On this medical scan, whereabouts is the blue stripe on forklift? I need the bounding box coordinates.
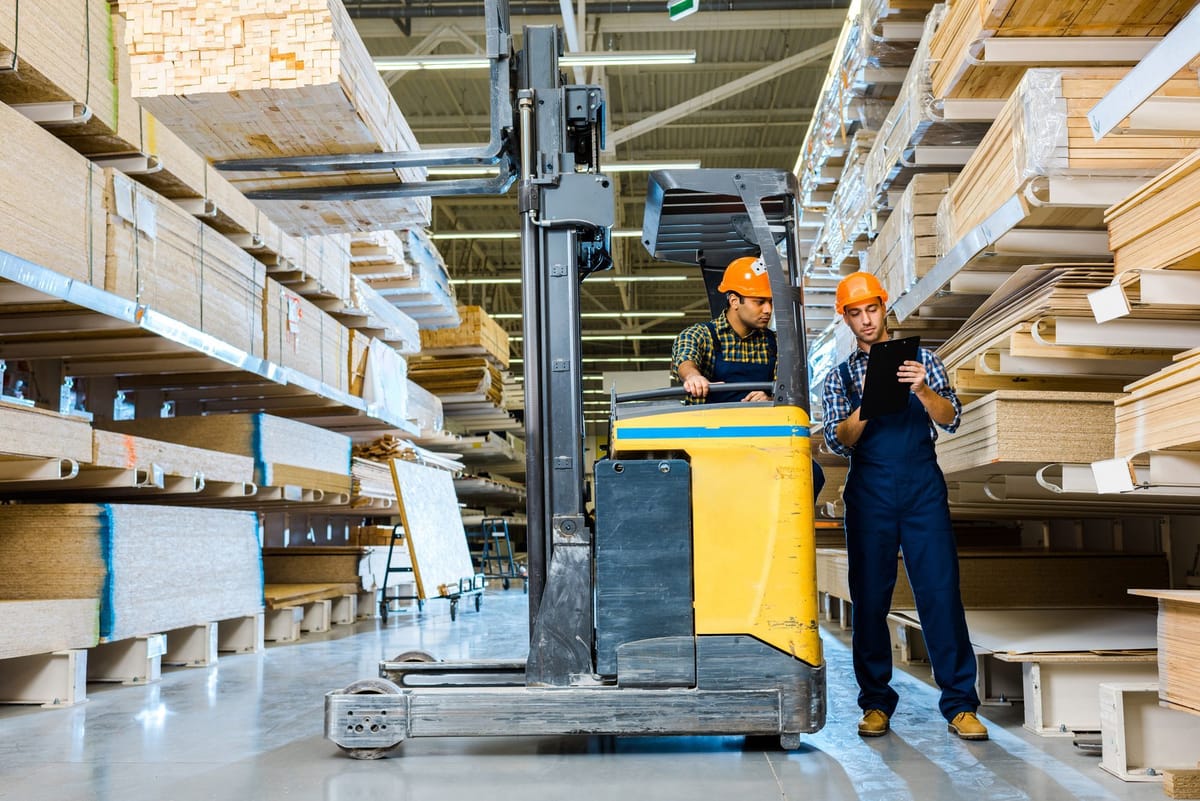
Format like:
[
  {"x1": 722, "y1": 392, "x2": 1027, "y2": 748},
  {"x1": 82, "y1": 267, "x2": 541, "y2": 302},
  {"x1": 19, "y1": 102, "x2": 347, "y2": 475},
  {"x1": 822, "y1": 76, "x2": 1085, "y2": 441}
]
[{"x1": 619, "y1": 425, "x2": 810, "y2": 439}]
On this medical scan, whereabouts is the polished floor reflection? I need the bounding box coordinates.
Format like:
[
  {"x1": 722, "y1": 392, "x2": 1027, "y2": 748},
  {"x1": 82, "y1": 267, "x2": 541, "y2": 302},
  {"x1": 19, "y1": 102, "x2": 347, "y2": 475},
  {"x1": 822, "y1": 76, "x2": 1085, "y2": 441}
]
[{"x1": 0, "y1": 589, "x2": 1165, "y2": 801}]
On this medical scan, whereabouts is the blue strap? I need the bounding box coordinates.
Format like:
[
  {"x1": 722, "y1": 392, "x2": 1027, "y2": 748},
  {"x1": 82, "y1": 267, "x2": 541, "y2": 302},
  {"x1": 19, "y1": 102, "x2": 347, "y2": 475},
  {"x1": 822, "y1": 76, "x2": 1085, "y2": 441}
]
[{"x1": 839, "y1": 360, "x2": 860, "y2": 409}]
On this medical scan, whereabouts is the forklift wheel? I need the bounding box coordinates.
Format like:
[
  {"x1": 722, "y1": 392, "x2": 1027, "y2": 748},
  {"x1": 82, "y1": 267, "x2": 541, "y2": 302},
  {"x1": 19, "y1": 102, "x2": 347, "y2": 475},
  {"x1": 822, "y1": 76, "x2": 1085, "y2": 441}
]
[
  {"x1": 392, "y1": 650, "x2": 438, "y2": 663},
  {"x1": 336, "y1": 677, "x2": 403, "y2": 760},
  {"x1": 502, "y1": 577, "x2": 511, "y2": 590},
  {"x1": 474, "y1": 593, "x2": 482, "y2": 611}
]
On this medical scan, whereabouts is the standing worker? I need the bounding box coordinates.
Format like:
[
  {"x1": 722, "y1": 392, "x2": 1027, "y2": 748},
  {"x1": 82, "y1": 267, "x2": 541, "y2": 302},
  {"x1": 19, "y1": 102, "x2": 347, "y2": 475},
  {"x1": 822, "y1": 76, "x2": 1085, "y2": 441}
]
[
  {"x1": 821, "y1": 271, "x2": 987, "y2": 741},
  {"x1": 672, "y1": 256, "x2": 776, "y2": 404},
  {"x1": 671, "y1": 255, "x2": 825, "y2": 496}
]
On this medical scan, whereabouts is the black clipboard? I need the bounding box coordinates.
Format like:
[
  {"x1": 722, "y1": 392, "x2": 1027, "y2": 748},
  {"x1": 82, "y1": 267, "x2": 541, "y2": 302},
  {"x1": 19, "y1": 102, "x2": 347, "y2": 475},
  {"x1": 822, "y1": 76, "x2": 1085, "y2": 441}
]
[{"x1": 859, "y1": 336, "x2": 920, "y2": 421}]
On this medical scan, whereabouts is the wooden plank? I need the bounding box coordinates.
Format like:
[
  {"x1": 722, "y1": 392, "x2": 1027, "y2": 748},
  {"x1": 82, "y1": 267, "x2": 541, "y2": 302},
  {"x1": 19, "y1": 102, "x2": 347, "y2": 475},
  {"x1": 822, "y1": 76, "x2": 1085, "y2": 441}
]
[
  {"x1": 118, "y1": 0, "x2": 430, "y2": 234},
  {"x1": 0, "y1": 401, "x2": 93, "y2": 464},
  {"x1": 389, "y1": 459, "x2": 477, "y2": 599},
  {"x1": 262, "y1": 582, "x2": 359, "y2": 610},
  {"x1": 91, "y1": 429, "x2": 255, "y2": 485}
]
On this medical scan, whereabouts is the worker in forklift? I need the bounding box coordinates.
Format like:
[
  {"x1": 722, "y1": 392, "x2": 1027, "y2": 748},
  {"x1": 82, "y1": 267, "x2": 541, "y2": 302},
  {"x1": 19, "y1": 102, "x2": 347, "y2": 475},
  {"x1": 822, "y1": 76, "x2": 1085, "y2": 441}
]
[
  {"x1": 670, "y1": 255, "x2": 825, "y2": 498},
  {"x1": 821, "y1": 271, "x2": 988, "y2": 742}
]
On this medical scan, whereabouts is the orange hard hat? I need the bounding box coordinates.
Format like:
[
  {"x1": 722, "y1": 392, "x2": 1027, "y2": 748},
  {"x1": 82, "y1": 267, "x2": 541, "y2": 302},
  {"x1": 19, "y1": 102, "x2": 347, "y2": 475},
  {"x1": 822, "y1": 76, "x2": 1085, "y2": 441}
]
[
  {"x1": 835, "y1": 272, "x2": 888, "y2": 314},
  {"x1": 717, "y1": 256, "x2": 771, "y2": 298}
]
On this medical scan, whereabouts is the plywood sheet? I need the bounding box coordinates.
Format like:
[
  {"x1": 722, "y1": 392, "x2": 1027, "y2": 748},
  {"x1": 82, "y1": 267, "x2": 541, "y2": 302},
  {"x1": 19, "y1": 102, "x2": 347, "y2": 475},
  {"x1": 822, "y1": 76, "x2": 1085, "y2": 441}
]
[
  {"x1": 389, "y1": 459, "x2": 475, "y2": 599},
  {"x1": 892, "y1": 607, "x2": 1159, "y2": 655}
]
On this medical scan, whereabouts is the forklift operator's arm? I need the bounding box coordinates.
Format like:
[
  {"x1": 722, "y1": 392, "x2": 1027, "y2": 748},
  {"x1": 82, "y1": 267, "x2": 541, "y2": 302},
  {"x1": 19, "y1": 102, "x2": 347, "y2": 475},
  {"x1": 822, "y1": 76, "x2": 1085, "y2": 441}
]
[{"x1": 676, "y1": 361, "x2": 711, "y2": 398}]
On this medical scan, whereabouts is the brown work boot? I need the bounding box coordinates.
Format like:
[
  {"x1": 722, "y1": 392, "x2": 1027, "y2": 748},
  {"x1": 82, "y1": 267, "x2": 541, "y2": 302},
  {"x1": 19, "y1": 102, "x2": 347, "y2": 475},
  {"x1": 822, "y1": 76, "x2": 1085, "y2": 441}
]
[
  {"x1": 857, "y1": 709, "x2": 890, "y2": 737},
  {"x1": 948, "y1": 711, "x2": 989, "y2": 740}
]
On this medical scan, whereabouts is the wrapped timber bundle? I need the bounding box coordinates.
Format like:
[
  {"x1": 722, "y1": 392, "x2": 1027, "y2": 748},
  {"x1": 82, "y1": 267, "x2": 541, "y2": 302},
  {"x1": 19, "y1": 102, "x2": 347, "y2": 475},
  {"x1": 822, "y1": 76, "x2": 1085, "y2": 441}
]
[
  {"x1": 936, "y1": 264, "x2": 1181, "y2": 403},
  {"x1": 0, "y1": 504, "x2": 262, "y2": 642},
  {"x1": 373, "y1": 230, "x2": 460, "y2": 330},
  {"x1": 862, "y1": 6, "x2": 990, "y2": 200},
  {"x1": 419, "y1": 306, "x2": 511, "y2": 369},
  {"x1": 867, "y1": 172, "x2": 954, "y2": 303},
  {"x1": 0, "y1": 100, "x2": 106, "y2": 286},
  {"x1": 104, "y1": 413, "x2": 352, "y2": 496},
  {"x1": 104, "y1": 169, "x2": 268, "y2": 358},
  {"x1": 408, "y1": 358, "x2": 503, "y2": 408},
  {"x1": 265, "y1": 280, "x2": 355, "y2": 394},
  {"x1": 810, "y1": 130, "x2": 878, "y2": 273},
  {"x1": 1129, "y1": 590, "x2": 1200, "y2": 717},
  {"x1": 1114, "y1": 348, "x2": 1200, "y2": 456},
  {"x1": 935, "y1": 67, "x2": 1200, "y2": 265},
  {"x1": 117, "y1": 0, "x2": 430, "y2": 234},
  {"x1": 928, "y1": 0, "x2": 1196, "y2": 101}
]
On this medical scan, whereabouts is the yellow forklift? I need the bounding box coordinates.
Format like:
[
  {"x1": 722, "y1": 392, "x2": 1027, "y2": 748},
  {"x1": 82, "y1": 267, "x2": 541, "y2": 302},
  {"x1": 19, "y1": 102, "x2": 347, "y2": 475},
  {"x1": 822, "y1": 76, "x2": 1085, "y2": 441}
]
[{"x1": 225, "y1": 0, "x2": 824, "y2": 757}]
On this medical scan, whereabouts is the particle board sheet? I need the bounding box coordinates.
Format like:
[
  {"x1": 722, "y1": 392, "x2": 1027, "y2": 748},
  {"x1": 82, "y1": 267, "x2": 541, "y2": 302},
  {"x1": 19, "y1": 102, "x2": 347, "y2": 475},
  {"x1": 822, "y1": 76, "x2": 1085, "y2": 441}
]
[
  {"x1": 936, "y1": 390, "x2": 1119, "y2": 479},
  {"x1": 265, "y1": 279, "x2": 354, "y2": 392},
  {"x1": 817, "y1": 549, "x2": 1168, "y2": 610},
  {"x1": 1115, "y1": 348, "x2": 1200, "y2": 455},
  {"x1": 0, "y1": 599, "x2": 100, "y2": 660},
  {"x1": 928, "y1": 0, "x2": 1196, "y2": 100},
  {"x1": 868, "y1": 173, "x2": 954, "y2": 302},
  {"x1": 118, "y1": 0, "x2": 430, "y2": 234},
  {"x1": 419, "y1": 306, "x2": 511, "y2": 369},
  {"x1": 262, "y1": 547, "x2": 372, "y2": 590},
  {"x1": 389, "y1": 458, "x2": 476, "y2": 600},
  {"x1": 92, "y1": 429, "x2": 256, "y2": 485},
  {"x1": 351, "y1": 455, "x2": 398, "y2": 510},
  {"x1": 0, "y1": 400, "x2": 93, "y2": 464},
  {"x1": 104, "y1": 169, "x2": 268, "y2": 357},
  {"x1": 1106, "y1": 147, "x2": 1200, "y2": 275},
  {"x1": 0, "y1": 100, "x2": 107, "y2": 286},
  {"x1": 103, "y1": 413, "x2": 352, "y2": 487},
  {"x1": 892, "y1": 608, "x2": 1159, "y2": 655},
  {"x1": 936, "y1": 68, "x2": 1200, "y2": 258},
  {"x1": 1129, "y1": 589, "x2": 1200, "y2": 716},
  {"x1": 0, "y1": 504, "x2": 262, "y2": 641}
]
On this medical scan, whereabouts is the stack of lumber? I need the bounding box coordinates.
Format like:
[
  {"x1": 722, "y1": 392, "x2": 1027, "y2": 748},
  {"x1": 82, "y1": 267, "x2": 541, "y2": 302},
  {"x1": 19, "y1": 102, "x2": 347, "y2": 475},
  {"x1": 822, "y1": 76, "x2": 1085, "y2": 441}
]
[
  {"x1": 868, "y1": 172, "x2": 954, "y2": 302},
  {"x1": 105, "y1": 169, "x2": 269, "y2": 358},
  {"x1": 92, "y1": 429, "x2": 256, "y2": 486},
  {"x1": 936, "y1": 67, "x2": 1200, "y2": 257},
  {"x1": 270, "y1": 234, "x2": 353, "y2": 303},
  {"x1": 322, "y1": 277, "x2": 422, "y2": 356},
  {"x1": 265, "y1": 282, "x2": 354, "y2": 392},
  {"x1": 859, "y1": 0, "x2": 940, "y2": 70},
  {"x1": 937, "y1": 263, "x2": 1182, "y2": 402},
  {"x1": 350, "y1": 230, "x2": 411, "y2": 280},
  {"x1": 863, "y1": 5, "x2": 990, "y2": 199},
  {"x1": 1114, "y1": 348, "x2": 1200, "y2": 456},
  {"x1": 928, "y1": 0, "x2": 1196, "y2": 102},
  {"x1": 350, "y1": 456, "x2": 397, "y2": 510},
  {"x1": 104, "y1": 413, "x2": 352, "y2": 494},
  {"x1": 409, "y1": 358, "x2": 504, "y2": 418},
  {"x1": 117, "y1": 0, "x2": 430, "y2": 235},
  {"x1": 0, "y1": 504, "x2": 262, "y2": 642},
  {"x1": 372, "y1": 230, "x2": 459, "y2": 330},
  {"x1": 1129, "y1": 590, "x2": 1200, "y2": 717},
  {"x1": 812, "y1": 130, "x2": 878, "y2": 272},
  {"x1": 1106, "y1": 147, "x2": 1200, "y2": 276},
  {"x1": 0, "y1": 600, "x2": 100, "y2": 660},
  {"x1": 818, "y1": 548, "x2": 1168, "y2": 609},
  {"x1": 352, "y1": 524, "x2": 400, "y2": 547},
  {"x1": 0, "y1": 401, "x2": 93, "y2": 464},
  {"x1": 936, "y1": 390, "x2": 1120, "y2": 479},
  {"x1": 0, "y1": 99, "x2": 106, "y2": 287},
  {"x1": 405, "y1": 380, "x2": 445, "y2": 438},
  {"x1": 419, "y1": 306, "x2": 510, "y2": 369},
  {"x1": 352, "y1": 435, "x2": 464, "y2": 473}
]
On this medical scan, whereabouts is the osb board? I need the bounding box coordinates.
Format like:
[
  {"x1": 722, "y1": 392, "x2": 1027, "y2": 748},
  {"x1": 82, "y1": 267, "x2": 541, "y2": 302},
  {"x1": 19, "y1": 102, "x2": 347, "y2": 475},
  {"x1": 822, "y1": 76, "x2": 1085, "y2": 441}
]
[
  {"x1": 389, "y1": 459, "x2": 475, "y2": 599},
  {"x1": 892, "y1": 607, "x2": 1159, "y2": 655},
  {"x1": 817, "y1": 548, "x2": 1167, "y2": 610},
  {"x1": 0, "y1": 400, "x2": 93, "y2": 463},
  {"x1": 104, "y1": 413, "x2": 352, "y2": 480},
  {"x1": 92, "y1": 429, "x2": 256, "y2": 484},
  {"x1": 0, "y1": 599, "x2": 100, "y2": 660},
  {"x1": 0, "y1": 504, "x2": 263, "y2": 641},
  {"x1": 0, "y1": 100, "x2": 107, "y2": 286},
  {"x1": 119, "y1": 0, "x2": 430, "y2": 234}
]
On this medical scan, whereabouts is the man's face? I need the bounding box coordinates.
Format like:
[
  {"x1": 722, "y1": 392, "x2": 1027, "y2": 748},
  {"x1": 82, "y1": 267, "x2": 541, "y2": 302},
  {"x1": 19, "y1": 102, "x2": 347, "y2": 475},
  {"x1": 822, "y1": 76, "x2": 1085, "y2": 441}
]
[
  {"x1": 731, "y1": 294, "x2": 773, "y2": 330},
  {"x1": 842, "y1": 298, "x2": 887, "y2": 346}
]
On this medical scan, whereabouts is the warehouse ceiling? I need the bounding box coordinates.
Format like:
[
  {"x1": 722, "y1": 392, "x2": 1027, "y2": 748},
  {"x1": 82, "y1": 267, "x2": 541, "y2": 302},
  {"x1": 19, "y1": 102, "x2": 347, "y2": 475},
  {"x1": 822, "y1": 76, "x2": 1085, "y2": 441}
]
[{"x1": 349, "y1": 1, "x2": 848, "y2": 406}]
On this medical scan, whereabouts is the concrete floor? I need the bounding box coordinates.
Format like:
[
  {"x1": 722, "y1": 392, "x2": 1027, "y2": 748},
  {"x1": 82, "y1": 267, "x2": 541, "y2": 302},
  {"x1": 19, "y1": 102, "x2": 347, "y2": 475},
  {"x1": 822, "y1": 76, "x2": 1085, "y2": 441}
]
[{"x1": 0, "y1": 589, "x2": 1166, "y2": 801}]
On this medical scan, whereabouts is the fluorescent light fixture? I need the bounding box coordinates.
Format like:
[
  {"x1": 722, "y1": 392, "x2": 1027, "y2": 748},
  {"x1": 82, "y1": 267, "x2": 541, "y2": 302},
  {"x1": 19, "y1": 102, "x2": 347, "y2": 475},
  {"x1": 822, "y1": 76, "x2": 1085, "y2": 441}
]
[
  {"x1": 604, "y1": 160, "x2": 700, "y2": 172},
  {"x1": 512, "y1": 357, "x2": 670, "y2": 364},
  {"x1": 583, "y1": 401, "x2": 612, "y2": 406},
  {"x1": 451, "y1": 273, "x2": 691, "y2": 285},
  {"x1": 510, "y1": 334, "x2": 678, "y2": 342},
  {"x1": 375, "y1": 51, "x2": 696, "y2": 72},
  {"x1": 492, "y1": 311, "x2": 685, "y2": 320}
]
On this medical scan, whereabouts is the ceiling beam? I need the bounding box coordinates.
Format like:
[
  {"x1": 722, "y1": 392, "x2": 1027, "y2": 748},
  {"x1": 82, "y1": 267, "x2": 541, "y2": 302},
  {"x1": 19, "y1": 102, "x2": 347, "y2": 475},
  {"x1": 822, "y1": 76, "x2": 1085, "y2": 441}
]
[{"x1": 609, "y1": 38, "x2": 838, "y2": 146}]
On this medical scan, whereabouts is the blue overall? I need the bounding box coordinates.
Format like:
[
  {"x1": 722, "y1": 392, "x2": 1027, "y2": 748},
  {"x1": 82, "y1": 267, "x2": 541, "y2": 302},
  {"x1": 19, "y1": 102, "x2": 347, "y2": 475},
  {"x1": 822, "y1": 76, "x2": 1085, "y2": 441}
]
[
  {"x1": 838, "y1": 361, "x2": 978, "y2": 721},
  {"x1": 703, "y1": 322, "x2": 825, "y2": 497}
]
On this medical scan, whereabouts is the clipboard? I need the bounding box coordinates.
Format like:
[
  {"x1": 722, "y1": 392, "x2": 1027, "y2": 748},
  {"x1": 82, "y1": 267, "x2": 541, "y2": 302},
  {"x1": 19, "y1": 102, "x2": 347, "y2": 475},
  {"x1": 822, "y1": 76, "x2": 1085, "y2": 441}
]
[{"x1": 859, "y1": 336, "x2": 920, "y2": 420}]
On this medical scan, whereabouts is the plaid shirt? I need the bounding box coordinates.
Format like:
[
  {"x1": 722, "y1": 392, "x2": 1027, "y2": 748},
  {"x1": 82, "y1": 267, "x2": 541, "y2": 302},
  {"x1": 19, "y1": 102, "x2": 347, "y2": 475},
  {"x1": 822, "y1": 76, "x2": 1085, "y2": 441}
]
[
  {"x1": 671, "y1": 314, "x2": 776, "y2": 391},
  {"x1": 821, "y1": 345, "x2": 960, "y2": 458}
]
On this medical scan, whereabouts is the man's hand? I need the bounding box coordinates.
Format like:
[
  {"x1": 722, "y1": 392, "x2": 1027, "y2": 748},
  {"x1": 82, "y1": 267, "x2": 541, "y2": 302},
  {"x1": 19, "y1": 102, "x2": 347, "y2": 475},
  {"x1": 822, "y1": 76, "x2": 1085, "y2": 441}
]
[
  {"x1": 741, "y1": 390, "x2": 770, "y2": 402},
  {"x1": 896, "y1": 359, "x2": 927, "y2": 393},
  {"x1": 682, "y1": 373, "x2": 711, "y2": 398}
]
